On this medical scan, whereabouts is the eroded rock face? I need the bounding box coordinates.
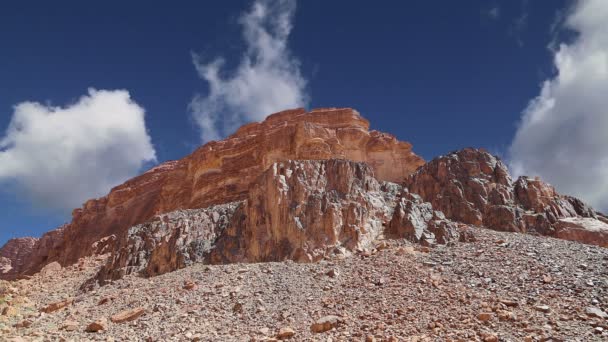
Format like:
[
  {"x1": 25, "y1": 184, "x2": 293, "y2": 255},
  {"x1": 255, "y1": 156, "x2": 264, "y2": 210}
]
[
  {"x1": 1, "y1": 108, "x2": 425, "y2": 279},
  {"x1": 0, "y1": 237, "x2": 37, "y2": 280},
  {"x1": 86, "y1": 159, "x2": 405, "y2": 287},
  {"x1": 406, "y1": 148, "x2": 604, "y2": 244},
  {"x1": 386, "y1": 191, "x2": 460, "y2": 245},
  {"x1": 92, "y1": 203, "x2": 241, "y2": 286},
  {"x1": 211, "y1": 160, "x2": 403, "y2": 264}
]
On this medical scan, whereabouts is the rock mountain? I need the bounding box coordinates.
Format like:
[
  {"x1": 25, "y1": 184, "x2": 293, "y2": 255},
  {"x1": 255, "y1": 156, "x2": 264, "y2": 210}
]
[{"x1": 1, "y1": 108, "x2": 607, "y2": 283}]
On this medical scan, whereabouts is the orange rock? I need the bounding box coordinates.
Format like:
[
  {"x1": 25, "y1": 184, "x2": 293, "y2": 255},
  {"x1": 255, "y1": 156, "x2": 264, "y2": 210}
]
[
  {"x1": 40, "y1": 298, "x2": 73, "y2": 313},
  {"x1": 1, "y1": 108, "x2": 424, "y2": 279},
  {"x1": 110, "y1": 307, "x2": 145, "y2": 323},
  {"x1": 86, "y1": 318, "x2": 107, "y2": 332}
]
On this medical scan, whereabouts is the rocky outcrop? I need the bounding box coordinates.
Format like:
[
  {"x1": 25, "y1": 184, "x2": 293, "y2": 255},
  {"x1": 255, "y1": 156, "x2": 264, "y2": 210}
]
[
  {"x1": 0, "y1": 228, "x2": 65, "y2": 280},
  {"x1": 91, "y1": 203, "x2": 241, "y2": 286},
  {"x1": 406, "y1": 148, "x2": 606, "y2": 245},
  {"x1": 210, "y1": 160, "x2": 402, "y2": 264},
  {"x1": 0, "y1": 238, "x2": 37, "y2": 279},
  {"x1": 1, "y1": 108, "x2": 425, "y2": 279},
  {"x1": 386, "y1": 191, "x2": 460, "y2": 245}
]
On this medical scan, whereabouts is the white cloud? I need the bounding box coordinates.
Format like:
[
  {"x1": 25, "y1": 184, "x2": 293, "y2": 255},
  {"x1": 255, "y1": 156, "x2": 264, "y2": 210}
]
[
  {"x1": 510, "y1": 0, "x2": 608, "y2": 212},
  {"x1": 0, "y1": 89, "x2": 157, "y2": 211},
  {"x1": 190, "y1": 0, "x2": 308, "y2": 142}
]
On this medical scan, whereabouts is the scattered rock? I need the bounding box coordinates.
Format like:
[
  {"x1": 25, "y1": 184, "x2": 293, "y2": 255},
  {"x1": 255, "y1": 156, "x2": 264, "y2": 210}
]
[
  {"x1": 86, "y1": 318, "x2": 107, "y2": 332},
  {"x1": 310, "y1": 315, "x2": 341, "y2": 333},
  {"x1": 40, "y1": 298, "x2": 73, "y2": 313},
  {"x1": 183, "y1": 280, "x2": 197, "y2": 290},
  {"x1": 585, "y1": 306, "x2": 608, "y2": 319},
  {"x1": 478, "y1": 312, "x2": 493, "y2": 322},
  {"x1": 110, "y1": 307, "x2": 145, "y2": 323},
  {"x1": 61, "y1": 320, "x2": 78, "y2": 331},
  {"x1": 276, "y1": 327, "x2": 295, "y2": 339}
]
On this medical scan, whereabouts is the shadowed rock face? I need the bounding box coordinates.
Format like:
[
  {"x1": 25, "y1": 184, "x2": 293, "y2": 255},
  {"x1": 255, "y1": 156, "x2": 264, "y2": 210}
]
[
  {"x1": 0, "y1": 108, "x2": 425, "y2": 279},
  {"x1": 406, "y1": 148, "x2": 606, "y2": 246},
  {"x1": 88, "y1": 203, "x2": 241, "y2": 288}
]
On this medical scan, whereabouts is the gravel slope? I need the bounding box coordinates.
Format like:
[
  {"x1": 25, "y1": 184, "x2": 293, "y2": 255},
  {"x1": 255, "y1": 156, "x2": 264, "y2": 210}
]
[{"x1": 1, "y1": 227, "x2": 607, "y2": 342}]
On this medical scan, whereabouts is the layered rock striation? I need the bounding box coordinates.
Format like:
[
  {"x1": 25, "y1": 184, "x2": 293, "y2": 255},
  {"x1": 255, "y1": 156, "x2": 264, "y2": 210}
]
[
  {"x1": 0, "y1": 108, "x2": 425, "y2": 280},
  {"x1": 86, "y1": 159, "x2": 465, "y2": 288},
  {"x1": 2, "y1": 110, "x2": 608, "y2": 283}
]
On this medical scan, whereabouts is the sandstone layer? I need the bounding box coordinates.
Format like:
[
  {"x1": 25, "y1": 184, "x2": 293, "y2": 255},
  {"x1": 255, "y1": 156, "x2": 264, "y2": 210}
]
[{"x1": 0, "y1": 108, "x2": 425, "y2": 280}]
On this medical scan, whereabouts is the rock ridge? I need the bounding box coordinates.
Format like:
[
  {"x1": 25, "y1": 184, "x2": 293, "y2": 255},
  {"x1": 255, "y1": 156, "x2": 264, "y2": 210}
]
[{"x1": 1, "y1": 107, "x2": 425, "y2": 280}]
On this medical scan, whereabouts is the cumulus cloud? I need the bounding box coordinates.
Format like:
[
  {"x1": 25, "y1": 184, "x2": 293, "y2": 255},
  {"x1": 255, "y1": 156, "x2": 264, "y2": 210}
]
[
  {"x1": 0, "y1": 89, "x2": 156, "y2": 211},
  {"x1": 189, "y1": 0, "x2": 308, "y2": 142},
  {"x1": 510, "y1": 0, "x2": 608, "y2": 212}
]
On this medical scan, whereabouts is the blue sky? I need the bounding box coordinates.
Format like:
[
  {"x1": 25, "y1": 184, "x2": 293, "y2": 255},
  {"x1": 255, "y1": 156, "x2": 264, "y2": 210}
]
[{"x1": 2, "y1": 0, "x2": 608, "y2": 245}]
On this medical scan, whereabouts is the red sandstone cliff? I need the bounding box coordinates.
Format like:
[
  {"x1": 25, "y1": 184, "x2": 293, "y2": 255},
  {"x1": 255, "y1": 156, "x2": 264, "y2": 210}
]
[{"x1": 0, "y1": 108, "x2": 424, "y2": 279}]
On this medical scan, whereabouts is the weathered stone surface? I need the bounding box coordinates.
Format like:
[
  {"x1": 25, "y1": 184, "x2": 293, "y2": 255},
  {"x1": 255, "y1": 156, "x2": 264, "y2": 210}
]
[
  {"x1": 91, "y1": 203, "x2": 240, "y2": 287},
  {"x1": 110, "y1": 307, "x2": 145, "y2": 323},
  {"x1": 86, "y1": 318, "x2": 107, "y2": 332},
  {"x1": 406, "y1": 148, "x2": 606, "y2": 246},
  {"x1": 310, "y1": 315, "x2": 341, "y2": 333},
  {"x1": 40, "y1": 298, "x2": 73, "y2": 313},
  {"x1": 1, "y1": 108, "x2": 424, "y2": 279},
  {"x1": 210, "y1": 160, "x2": 401, "y2": 264},
  {"x1": 555, "y1": 218, "x2": 608, "y2": 247},
  {"x1": 386, "y1": 191, "x2": 460, "y2": 245},
  {"x1": 0, "y1": 238, "x2": 37, "y2": 280}
]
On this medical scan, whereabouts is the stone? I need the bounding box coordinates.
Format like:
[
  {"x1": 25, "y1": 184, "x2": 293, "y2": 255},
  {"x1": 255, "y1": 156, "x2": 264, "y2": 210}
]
[
  {"x1": 499, "y1": 299, "x2": 519, "y2": 307},
  {"x1": 326, "y1": 269, "x2": 339, "y2": 278},
  {"x1": 86, "y1": 318, "x2": 107, "y2": 332},
  {"x1": 39, "y1": 261, "x2": 62, "y2": 278},
  {"x1": 13, "y1": 319, "x2": 32, "y2": 328},
  {"x1": 40, "y1": 298, "x2": 73, "y2": 313},
  {"x1": 478, "y1": 312, "x2": 493, "y2": 322},
  {"x1": 61, "y1": 320, "x2": 78, "y2": 331},
  {"x1": 1, "y1": 306, "x2": 17, "y2": 317},
  {"x1": 311, "y1": 315, "x2": 341, "y2": 333},
  {"x1": 276, "y1": 327, "x2": 295, "y2": 339},
  {"x1": 183, "y1": 280, "x2": 197, "y2": 290},
  {"x1": 482, "y1": 333, "x2": 499, "y2": 342},
  {"x1": 535, "y1": 305, "x2": 550, "y2": 313},
  {"x1": 585, "y1": 307, "x2": 608, "y2": 319},
  {"x1": 110, "y1": 307, "x2": 146, "y2": 323}
]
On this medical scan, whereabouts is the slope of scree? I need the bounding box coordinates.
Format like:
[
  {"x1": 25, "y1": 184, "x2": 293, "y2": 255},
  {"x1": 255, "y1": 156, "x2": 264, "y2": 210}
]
[
  {"x1": 2, "y1": 227, "x2": 608, "y2": 341},
  {"x1": 0, "y1": 108, "x2": 425, "y2": 280}
]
